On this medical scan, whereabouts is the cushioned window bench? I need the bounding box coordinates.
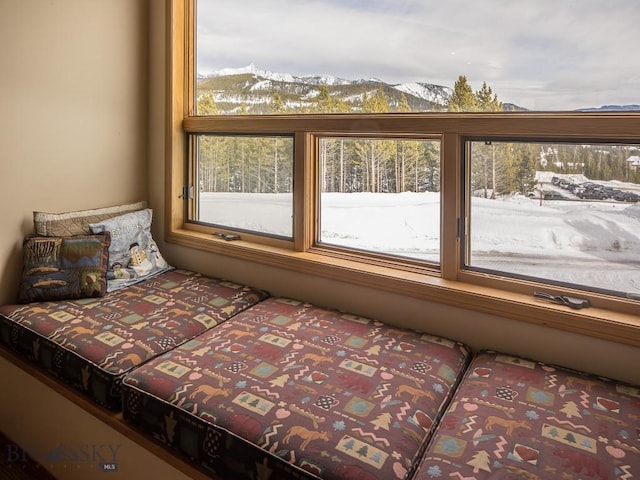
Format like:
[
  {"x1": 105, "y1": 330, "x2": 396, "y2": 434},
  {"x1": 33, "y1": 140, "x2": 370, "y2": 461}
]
[
  {"x1": 2, "y1": 202, "x2": 639, "y2": 479},
  {"x1": 3, "y1": 277, "x2": 640, "y2": 479}
]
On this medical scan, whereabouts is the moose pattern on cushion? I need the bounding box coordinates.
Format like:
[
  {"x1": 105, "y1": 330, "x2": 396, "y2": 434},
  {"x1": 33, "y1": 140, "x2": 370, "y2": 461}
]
[
  {"x1": 122, "y1": 297, "x2": 471, "y2": 480},
  {"x1": 413, "y1": 350, "x2": 640, "y2": 480},
  {"x1": 0, "y1": 269, "x2": 268, "y2": 409}
]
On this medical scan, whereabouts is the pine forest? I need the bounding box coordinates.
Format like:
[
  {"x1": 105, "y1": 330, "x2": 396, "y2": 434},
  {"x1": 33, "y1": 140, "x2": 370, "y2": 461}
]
[{"x1": 195, "y1": 75, "x2": 640, "y2": 197}]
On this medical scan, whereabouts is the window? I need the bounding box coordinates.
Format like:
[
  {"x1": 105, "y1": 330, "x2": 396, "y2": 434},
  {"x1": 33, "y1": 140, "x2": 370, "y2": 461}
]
[
  {"x1": 167, "y1": 0, "x2": 640, "y2": 345},
  {"x1": 465, "y1": 140, "x2": 640, "y2": 299},
  {"x1": 317, "y1": 136, "x2": 441, "y2": 264},
  {"x1": 191, "y1": 134, "x2": 294, "y2": 239},
  {"x1": 194, "y1": 0, "x2": 639, "y2": 115}
]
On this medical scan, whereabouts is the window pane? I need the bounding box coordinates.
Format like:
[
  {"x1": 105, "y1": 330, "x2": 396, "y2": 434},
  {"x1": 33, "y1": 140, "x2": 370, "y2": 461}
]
[
  {"x1": 466, "y1": 140, "x2": 640, "y2": 298},
  {"x1": 318, "y1": 137, "x2": 440, "y2": 263},
  {"x1": 193, "y1": 135, "x2": 294, "y2": 238},
  {"x1": 196, "y1": 0, "x2": 639, "y2": 114}
]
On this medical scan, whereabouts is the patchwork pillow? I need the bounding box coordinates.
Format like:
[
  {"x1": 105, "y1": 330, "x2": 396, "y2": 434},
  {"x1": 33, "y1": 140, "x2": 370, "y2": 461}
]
[
  {"x1": 18, "y1": 233, "x2": 111, "y2": 303},
  {"x1": 89, "y1": 209, "x2": 172, "y2": 292},
  {"x1": 33, "y1": 201, "x2": 148, "y2": 237}
]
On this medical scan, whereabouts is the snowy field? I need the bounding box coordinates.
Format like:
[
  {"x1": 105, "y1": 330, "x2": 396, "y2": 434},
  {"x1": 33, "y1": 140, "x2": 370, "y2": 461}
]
[{"x1": 198, "y1": 188, "x2": 640, "y2": 298}]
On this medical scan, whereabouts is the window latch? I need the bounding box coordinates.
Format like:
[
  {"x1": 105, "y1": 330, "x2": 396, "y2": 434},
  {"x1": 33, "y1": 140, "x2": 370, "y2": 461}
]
[
  {"x1": 213, "y1": 232, "x2": 240, "y2": 241},
  {"x1": 179, "y1": 185, "x2": 194, "y2": 200},
  {"x1": 533, "y1": 291, "x2": 590, "y2": 309}
]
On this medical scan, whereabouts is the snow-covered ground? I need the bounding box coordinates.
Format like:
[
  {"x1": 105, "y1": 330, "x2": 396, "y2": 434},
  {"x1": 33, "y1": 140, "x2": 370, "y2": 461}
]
[{"x1": 198, "y1": 186, "x2": 640, "y2": 297}]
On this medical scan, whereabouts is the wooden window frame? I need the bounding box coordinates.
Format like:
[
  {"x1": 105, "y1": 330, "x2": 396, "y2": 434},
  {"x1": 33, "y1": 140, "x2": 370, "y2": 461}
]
[{"x1": 165, "y1": 0, "x2": 640, "y2": 346}]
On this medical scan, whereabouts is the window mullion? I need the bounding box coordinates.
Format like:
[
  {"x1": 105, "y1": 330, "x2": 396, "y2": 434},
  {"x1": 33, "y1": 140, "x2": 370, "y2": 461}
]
[
  {"x1": 441, "y1": 132, "x2": 462, "y2": 281},
  {"x1": 294, "y1": 132, "x2": 315, "y2": 252}
]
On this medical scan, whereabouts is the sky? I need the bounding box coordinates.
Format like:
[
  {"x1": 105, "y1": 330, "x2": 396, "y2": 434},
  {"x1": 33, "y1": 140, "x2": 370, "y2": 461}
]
[{"x1": 196, "y1": 0, "x2": 640, "y2": 111}]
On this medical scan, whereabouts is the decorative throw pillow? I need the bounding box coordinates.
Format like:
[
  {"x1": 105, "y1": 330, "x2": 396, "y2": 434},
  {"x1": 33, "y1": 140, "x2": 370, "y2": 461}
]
[
  {"x1": 89, "y1": 209, "x2": 172, "y2": 292},
  {"x1": 33, "y1": 201, "x2": 148, "y2": 237},
  {"x1": 18, "y1": 233, "x2": 111, "y2": 303}
]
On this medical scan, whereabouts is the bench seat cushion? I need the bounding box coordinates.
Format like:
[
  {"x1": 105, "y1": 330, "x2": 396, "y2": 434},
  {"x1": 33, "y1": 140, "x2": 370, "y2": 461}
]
[
  {"x1": 122, "y1": 297, "x2": 471, "y2": 480},
  {"x1": 0, "y1": 269, "x2": 268, "y2": 410},
  {"x1": 413, "y1": 350, "x2": 640, "y2": 479}
]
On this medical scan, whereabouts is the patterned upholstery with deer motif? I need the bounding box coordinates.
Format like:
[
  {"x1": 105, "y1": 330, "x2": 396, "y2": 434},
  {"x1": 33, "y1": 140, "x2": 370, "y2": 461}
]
[
  {"x1": 413, "y1": 350, "x2": 640, "y2": 479},
  {"x1": 122, "y1": 296, "x2": 471, "y2": 480},
  {"x1": 0, "y1": 269, "x2": 268, "y2": 410}
]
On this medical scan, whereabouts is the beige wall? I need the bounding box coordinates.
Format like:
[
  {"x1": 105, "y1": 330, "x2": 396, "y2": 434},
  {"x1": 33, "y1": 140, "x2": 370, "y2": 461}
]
[
  {"x1": 0, "y1": 0, "x2": 149, "y2": 304},
  {"x1": 0, "y1": 1, "x2": 154, "y2": 478},
  {"x1": 0, "y1": 1, "x2": 638, "y2": 478}
]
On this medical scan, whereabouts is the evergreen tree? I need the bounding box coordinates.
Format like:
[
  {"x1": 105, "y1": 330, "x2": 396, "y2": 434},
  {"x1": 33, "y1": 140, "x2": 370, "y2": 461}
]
[
  {"x1": 467, "y1": 450, "x2": 492, "y2": 473},
  {"x1": 362, "y1": 87, "x2": 390, "y2": 113},
  {"x1": 397, "y1": 93, "x2": 411, "y2": 113},
  {"x1": 447, "y1": 75, "x2": 477, "y2": 111},
  {"x1": 423, "y1": 141, "x2": 441, "y2": 192},
  {"x1": 313, "y1": 86, "x2": 335, "y2": 113},
  {"x1": 476, "y1": 82, "x2": 503, "y2": 111},
  {"x1": 356, "y1": 445, "x2": 369, "y2": 458},
  {"x1": 198, "y1": 92, "x2": 219, "y2": 115},
  {"x1": 269, "y1": 374, "x2": 289, "y2": 388},
  {"x1": 513, "y1": 144, "x2": 537, "y2": 195},
  {"x1": 560, "y1": 401, "x2": 582, "y2": 418},
  {"x1": 312, "y1": 86, "x2": 349, "y2": 113},
  {"x1": 371, "y1": 412, "x2": 393, "y2": 430},
  {"x1": 270, "y1": 93, "x2": 285, "y2": 113}
]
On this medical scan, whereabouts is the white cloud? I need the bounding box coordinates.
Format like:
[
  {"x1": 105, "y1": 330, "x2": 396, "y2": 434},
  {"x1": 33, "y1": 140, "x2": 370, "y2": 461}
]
[{"x1": 196, "y1": 0, "x2": 640, "y2": 110}]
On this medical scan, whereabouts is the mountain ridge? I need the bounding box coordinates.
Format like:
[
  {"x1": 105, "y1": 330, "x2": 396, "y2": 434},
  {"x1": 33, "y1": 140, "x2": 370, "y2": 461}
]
[
  {"x1": 197, "y1": 65, "x2": 639, "y2": 114},
  {"x1": 197, "y1": 64, "x2": 452, "y2": 114}
]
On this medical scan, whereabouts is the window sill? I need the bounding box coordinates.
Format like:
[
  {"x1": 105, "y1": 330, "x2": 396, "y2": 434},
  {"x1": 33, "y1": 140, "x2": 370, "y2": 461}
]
[{"x1": 167, "y1": 228, "x2": 640, "y2": 347}]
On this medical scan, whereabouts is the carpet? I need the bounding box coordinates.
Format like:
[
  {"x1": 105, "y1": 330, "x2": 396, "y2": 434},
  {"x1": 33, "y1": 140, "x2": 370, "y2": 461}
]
[{"x1": 0, "y1": 432, "x2": 57, "y2": 480}]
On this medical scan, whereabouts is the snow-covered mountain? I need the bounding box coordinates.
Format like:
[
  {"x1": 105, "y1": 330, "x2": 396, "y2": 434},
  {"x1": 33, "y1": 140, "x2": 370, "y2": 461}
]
[
  {"x1": 198, "y1": 64, "x2": 452, "y2": 114},
  {"x1": 198, "y1": 65, "x2": 639, "y2": 114},
  {"x1": 393, "y1": 82, "x2": 451, "y2": 105},
  {"x1": 208, "y1": 64, "x2": 351, "y2": 87}
]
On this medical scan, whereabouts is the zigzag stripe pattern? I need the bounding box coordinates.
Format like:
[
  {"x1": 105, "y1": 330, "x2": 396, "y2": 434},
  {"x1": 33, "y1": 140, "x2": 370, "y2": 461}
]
[
  {"x1": 353, "y1": 354, "x2": 379, "y2": 365},
  {"x1": 49, "y1": 326, "x2": 71, "y2": 341},
  {"x1": 294, "y1": 366, "x2": 310, "y2": 380},
  {"x1": 214, "y1": 339, "x2": 231, "y2": 350},
  {"x1": 252, "y1": 386, "x2": 280, "y2": 399},
  {"x1": 580, "y1": 390, "x2": 590, "y2": 409},
  {"x1": 373, "y1": 383, "x2": 390, "y2": 399},
  {"x1": 113, "y1": 327, "x2": 134, "y2": 338},
  {"x1": 619, "y1": 464, "x2": 633, "y2": 480},
  {"x1": 282, "y1": 351, "x2": 299, "y2": 363},
  {"x1": 171, "y1": 383, "x2": 191, "y2": 404},
  {"x1": 385, "y1": 338, "x2": 396, "y2": 350},
  {"x1": 261, "y1": 423, "x2": 283, "y2": 448},
  {"x1": 546, "y1": 373, "x2": 558, "y2": 389},
  {"x1": 102, "y1": 351, "x2": 121, "y2": 365},
  {"x1": 396, "y1": 402, "x2": 411, "y2": 421},
  {"x1": 273, "y1": 329, "x2": 295, "y2": 339},
  {"x1": 174, "y1": 355, "x2": 199, "y2": 367},
  {"x1": 494, "y1": 435, "x2": 507, "y2": 458},
  {"x1": 463, "y1": 415, "x2": 477, "y2": 434},
  {"x1": 547, "y1": 416, "x2": 592, "y2": 432},
  {"x1": 351, "y1": 427, "x2": 391, "y2": 447},
  {"x1": 368, "y1": 327, "x2": 382, "y2": 337}
]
